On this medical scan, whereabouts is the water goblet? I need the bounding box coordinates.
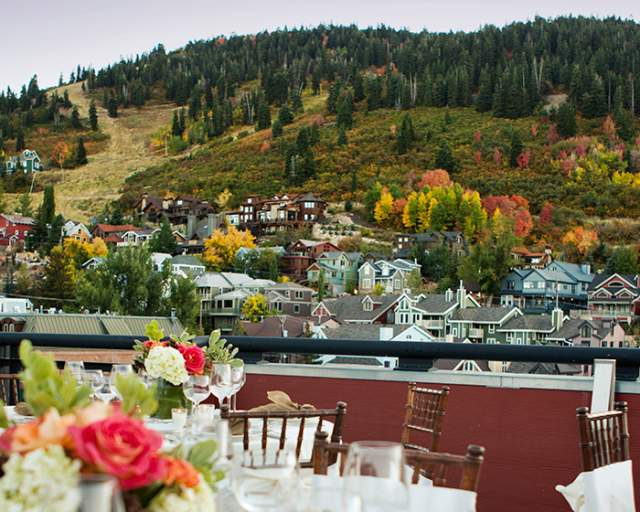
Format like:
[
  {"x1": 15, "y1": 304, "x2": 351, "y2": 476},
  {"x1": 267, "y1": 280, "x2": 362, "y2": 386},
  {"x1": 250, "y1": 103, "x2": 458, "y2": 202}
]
[
  {"x1": 109, "y1": 364, "x2": 133, "y2": 398},
  {"x1": 95, "y1": 381, "x2": 116, "y2": 403},
  {"x1": 230, "y1": 363, "x2": 246, "y2": 411},
  {"x1": 65, "y1": 361, "x2": 85, "y2": 383},
  {"x1": 82, "y1": 370, "x2": 104, "y2": 400},
  {"x1": 210, "y1": 363, "x2": 234, "y2": 408},
  {"x1": 183, "y1": 374, "x2": 211, "y2": 436}
]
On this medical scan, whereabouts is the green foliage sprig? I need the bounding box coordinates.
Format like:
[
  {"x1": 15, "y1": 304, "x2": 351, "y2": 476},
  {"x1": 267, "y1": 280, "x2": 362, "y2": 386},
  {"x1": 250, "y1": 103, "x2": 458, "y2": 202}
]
[
  {"x1": 19, "y1": 340, "x2": 91, "y2": 416},
  {"x1": 0, "y1": 401, "x2": 8, "y2": 428},
  {"x1": 115, "y1": 373, "x2": 158, "y2": 418},
  {"x1": 187, "y1": 439, "x2": 226, "y2": 489},
  {"x1": 204, "y1": 329, "x2": 242, "y2": 367}
]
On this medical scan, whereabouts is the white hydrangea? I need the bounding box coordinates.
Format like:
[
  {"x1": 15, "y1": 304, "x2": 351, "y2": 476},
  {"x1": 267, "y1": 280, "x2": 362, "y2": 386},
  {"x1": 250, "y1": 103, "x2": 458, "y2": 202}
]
[
  {"x1": 0, "y1": 445, "x2": 81, "y2": 512},
  {"x1": 145, "y1": 345, "x2": 189, "y2": 385},
  {"x1": 148, "y1": 481, "x2": 216, "y2": 512}
]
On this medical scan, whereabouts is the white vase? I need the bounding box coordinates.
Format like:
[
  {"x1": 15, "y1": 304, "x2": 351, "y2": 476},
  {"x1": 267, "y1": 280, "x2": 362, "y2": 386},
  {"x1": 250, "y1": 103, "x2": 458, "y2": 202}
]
[{"x1": 79, "y1": 474, "x2": 124, "y2": 512}]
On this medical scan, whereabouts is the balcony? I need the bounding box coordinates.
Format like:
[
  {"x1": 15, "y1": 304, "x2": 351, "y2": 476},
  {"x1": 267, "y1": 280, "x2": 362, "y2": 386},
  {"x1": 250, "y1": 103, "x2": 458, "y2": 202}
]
[
  {"x1": 1, "y1": 334, "x2": 640, "y2": 512},
  {"x1": 418, "y1": 319, "x2": 444, "y2": 330},
  {"x1": 468, "y1": 328, "x2": 484, "y2": 338}
]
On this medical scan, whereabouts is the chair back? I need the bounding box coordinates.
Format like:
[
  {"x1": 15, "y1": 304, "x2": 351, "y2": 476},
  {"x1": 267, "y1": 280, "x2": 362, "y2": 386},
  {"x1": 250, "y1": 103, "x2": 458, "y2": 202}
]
[
  {"x1": 576, "y1": 401, "x2": 630, "y2": 471},
  {"x1": 401, "y1": 382, "x2": 449, "y2": 452},
  {"x1": 312, "y1": 431, "x2": 484, "y2": 491},
  {"x1": 221, "y1": 401, "x2": 347, "y2": 468},
  {"x1": 0, "y1": 374, "x2": 20, "y2": 405}
]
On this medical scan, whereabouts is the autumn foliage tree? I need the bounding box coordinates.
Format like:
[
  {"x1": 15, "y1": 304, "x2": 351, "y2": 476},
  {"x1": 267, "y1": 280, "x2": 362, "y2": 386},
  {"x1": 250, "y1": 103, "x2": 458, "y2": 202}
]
[
  {"x1": 561, "y1": 226, "x2": 599, "y2": 260},
  {"x1": 373, "y1": 187, "x2": 394, "y2": 225},
  {"x1": 203, "y1": 225, "x2": 256, "y2": 270},
  {"x1": 241, "y1": 293, "x2": 269, "y2": 322},
  {"x1": 416, "y1": 169, "x2": 452, "y2": 189},
  {"x1": 482, "y1": 195, "x2": 533, "y2": 238}
]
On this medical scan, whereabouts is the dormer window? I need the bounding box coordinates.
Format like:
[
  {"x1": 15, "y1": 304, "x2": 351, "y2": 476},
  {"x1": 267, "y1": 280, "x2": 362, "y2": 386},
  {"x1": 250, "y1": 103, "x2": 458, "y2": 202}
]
[{"x1": 362, "y1": 297, "x2": 373, "y2": 312}]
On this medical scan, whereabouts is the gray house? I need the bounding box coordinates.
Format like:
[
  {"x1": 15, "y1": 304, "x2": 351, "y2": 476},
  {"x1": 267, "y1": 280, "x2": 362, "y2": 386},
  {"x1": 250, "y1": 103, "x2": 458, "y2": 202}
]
[{"x1": 357, "y1": 258, "x2": 421, "y2": 294}]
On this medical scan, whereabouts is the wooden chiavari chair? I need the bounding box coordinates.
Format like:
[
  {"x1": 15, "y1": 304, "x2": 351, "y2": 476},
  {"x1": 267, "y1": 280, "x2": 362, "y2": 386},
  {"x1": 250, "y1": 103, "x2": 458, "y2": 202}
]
[
  {"x1": 576, "y1": 401, "x2": 630, "y2": 471},
  {"x1": 401, "y1": 382, "x2": 450, "y2": 452},
  {"x1": 221, "y1": 401, "x2": 347, "y2": 468},
  {"x1": 0, "y1": 374, "x2": 20, "y2": 405},
  {"x1": 312, "y1": 430, "x2": 485, "y2": 491}
]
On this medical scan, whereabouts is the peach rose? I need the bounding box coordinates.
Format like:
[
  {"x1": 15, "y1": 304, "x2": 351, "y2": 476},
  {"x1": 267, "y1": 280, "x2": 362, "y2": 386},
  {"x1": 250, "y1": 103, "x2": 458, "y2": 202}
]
[
  {"x1": 74, "y1": 401, "x2": 113, "y2": 426},
  {"x1": 0, "y1": 408, "x2": 75, "y2": 453}
]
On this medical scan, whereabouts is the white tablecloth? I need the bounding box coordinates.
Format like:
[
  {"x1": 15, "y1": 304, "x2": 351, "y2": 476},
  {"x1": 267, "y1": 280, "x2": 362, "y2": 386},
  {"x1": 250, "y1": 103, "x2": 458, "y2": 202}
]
[{"x1": 556, "y1": 460, "x2": 636, "y2": 512}]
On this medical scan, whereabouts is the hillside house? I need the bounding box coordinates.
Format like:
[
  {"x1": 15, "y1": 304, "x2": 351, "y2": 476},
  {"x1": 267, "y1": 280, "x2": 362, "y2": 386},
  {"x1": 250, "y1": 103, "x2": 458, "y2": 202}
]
[
  {"x1": 0, "y1": 214, "x2": 36, "y2": 247},
  {"x1": 500, "y1": 261, "x2": 593, "y2": 313},
  {"x1": 311, "y1": 294, "x2": 402, "y2": 326},
  {"x1": 171, "y1": 255, "x2": 205, "y2": 276},
  {"x1": 393, "y1": 230, "x2": 466, "y2": 259},
  {"x1": 281, "y1": 239, "x2": 340, "y2": 280},
  {"x1": 62, "y1": 221, "x2": 92, "y2": 242},
  {"x1": 587, "y1": 273, "x2": 640, "y2": 324},
  {"x1": 307, "y1": 251, "x2": 362, "y2": 296},
  {"x1": 4, "y1": 150, "x2": 42, "y2": 175},
  {"x1": 225, "y1": 193, "x2": 327, "y2": 235},
  {"x1": 357, "y1": 258, "x2": 421, "y2": 294},
  {"x1": 134, "y1": 193, "x2": 214, "y2": 225},
  {"x1": 264, "y1": 282, "x2": 315, "y2": 317}
]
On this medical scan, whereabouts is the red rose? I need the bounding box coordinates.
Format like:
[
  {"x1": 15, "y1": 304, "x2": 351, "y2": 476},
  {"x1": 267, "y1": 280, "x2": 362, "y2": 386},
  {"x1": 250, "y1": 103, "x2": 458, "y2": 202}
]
[
  {"x1": 177, "y1": 344, "x2": 206, "y2": 375},
  {"x1": 69, "y1": 412, "x2": 165, "y2": 490}
]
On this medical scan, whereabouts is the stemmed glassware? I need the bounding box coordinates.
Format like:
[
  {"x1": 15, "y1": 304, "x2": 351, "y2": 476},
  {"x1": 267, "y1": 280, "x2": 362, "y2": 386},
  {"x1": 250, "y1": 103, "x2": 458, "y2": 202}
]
[
  {"x1": 82, "y1": 370, "x2": 105, "y2": 400},
  {"x1": 65, "y1": 361, "x2": 85, "y2": 383},
  {"x1": 210, "y1": 363, "x2": 235, "y2": 408},
  {"x1": 342, "y1": 441, "x2": 409, "y2": 512},
  {"x1": 183, "y1": 374, "x2": 211, "y2": 435},
  {"x1": 232, "y1": 449, "x2": 300, "y2": 512},
  {"x1": 109, "y1": 364, "x2": 133, "y2": 399},
  {"x1": 230, "y1": 364, "x2": 246, "y2": 411}
]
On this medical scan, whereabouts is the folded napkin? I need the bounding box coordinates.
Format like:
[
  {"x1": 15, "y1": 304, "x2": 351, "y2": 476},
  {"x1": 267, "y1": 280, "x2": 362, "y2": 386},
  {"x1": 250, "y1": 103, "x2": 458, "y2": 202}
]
[
  {"x1": 556, "y1": 460, "x2": 636, "y2": 512},
  {"x1": 231, "y1": 391, "x2": 316, "y2": 436}
]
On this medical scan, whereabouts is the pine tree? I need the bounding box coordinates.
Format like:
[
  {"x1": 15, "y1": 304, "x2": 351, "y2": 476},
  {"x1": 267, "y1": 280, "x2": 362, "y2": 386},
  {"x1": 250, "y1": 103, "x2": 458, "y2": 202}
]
[
  {"x1": 89, "y1": 101, "x2": 98, "y2": 131},
  {"x1": 271, "y1": 119, "x2": 283, "y2": 138},
  {"x1": 327, "y1": 81, "x2": 342, "y2": 114},
  {"x1": 336, "y1": 91, "x2": 354, "y2": 129},
  {"x1": 63, "y1": 90, "x2": 72, "y2": 108},
  {"x1": 582, "y1": 75, "x2": 607, "y2": 118},
  {"x1": 107, "y1": 96, "x2": 118, "y2": 118},
  {"x1": 397, "y1": 114, "x2": 415, "y2": 155},
  {"x1": 509, "y1": 131, "x2": 523, "y2": 168},
  {"x1": 149, "y1": 218, "x2": 178, "y2": 254},
  {"x1": 15, "y1": 130, "x2": 25, "y2": 151},
  {"x1": 256, "y1": 95, "x2": 271, "y2": 131},
  {"x1": 476, "y1": 68, "x2": 493, "y2": 112},
  {"x1": 171, "y1": 111, "x2": 181, "y2": 136},
  {"x1": 557, "y1": 102, "x2": 577, "y2": 138},
  {"x1": 16, "y1": 193, "x2": 33, "y2": 217},
  {"x1": 290, "y1": 90, "x2": 303, "y2": 113},
  {"x1": 337, "y1": 127, "x2": 348, "y2": 146},
  {"x1": 278, "y1": 104, "x2": 294, "y2": 125},
  {"x1": 435, "y1": 140, "x2": 457, "y2": 172},
  {"x1": 75, "y1": 137, "x2": 88, "y2": 166},
  {"x1": 71, "y1": 106, "x2": 81, "y2": 128},
  {"x1": 179, "y1": 108, "x2": 186, "y2": 133}
]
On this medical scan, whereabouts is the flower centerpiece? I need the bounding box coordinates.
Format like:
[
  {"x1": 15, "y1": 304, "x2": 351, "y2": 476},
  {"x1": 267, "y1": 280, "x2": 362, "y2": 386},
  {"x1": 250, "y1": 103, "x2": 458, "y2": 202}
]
[
  {"x1": 134, "y1": 321, "x2": 241, "y2": 419},
  {"x1": 0, "y1": 340, "x2": 224, "y2": 512}
]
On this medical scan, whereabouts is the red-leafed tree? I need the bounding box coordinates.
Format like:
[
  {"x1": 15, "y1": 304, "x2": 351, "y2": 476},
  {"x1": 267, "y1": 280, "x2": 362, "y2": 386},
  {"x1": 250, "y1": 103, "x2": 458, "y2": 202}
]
[
  {"x1": 417, "y1": 169, "x2": 452, "y2": 189},
  {"x1": 539, "y1": 202, "x2": 554, "y2": 225},
  {"x1": 482, "y1": 194, "x2": 532, "y2": 238}
]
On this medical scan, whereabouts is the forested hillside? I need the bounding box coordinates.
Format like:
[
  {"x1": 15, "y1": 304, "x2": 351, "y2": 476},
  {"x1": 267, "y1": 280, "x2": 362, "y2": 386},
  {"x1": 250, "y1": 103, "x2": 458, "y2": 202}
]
[{"x1": 3, "y1": 17, "x2": 640, "y2": 241}]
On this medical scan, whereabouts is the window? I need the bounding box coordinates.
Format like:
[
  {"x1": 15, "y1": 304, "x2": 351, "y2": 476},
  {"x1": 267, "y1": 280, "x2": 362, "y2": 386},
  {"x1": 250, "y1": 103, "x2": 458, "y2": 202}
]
[
  {"x1": 602, "y1": 341, "x2": 608, "y2": 348},
  {"x1": 274, "y1": 302, "x2": 282, "y2": 311},
  {"x1": 223, "y1": 300, "x2": 233, "y2": 308},
  {"x1": 294, "y1": 291, "x2": 304, "y2": 299},
  {"x1": 486, "y1": 338, "x2": 496, "y2": 344},
  {"x1": 506, "y1": 332, "x2": 514, "y2": 343},
  {"x1": 461, "y1": 361, "x2": 476, "y2": 372},
  {"x1": 362, "y1": 278, "x2": 372, "y2": 289},
  {"x1": 394, "y1": 279, "x2": 402, "y2": 289},
  {"x1": 488, "y1": 325, "x2": 495, "y2": 334},
  {"x1": 293, "y1": 304, "x2": 300, "y2": 314},
  {"x1": 537, "y1": 282, "x2": 545, "y2": 289},
  {"x1": 363, "y1": 300, "x2": 373, "y2": 312},
  {"x1": 523, "y1": 282, "x2": 534, "y2": 289}
]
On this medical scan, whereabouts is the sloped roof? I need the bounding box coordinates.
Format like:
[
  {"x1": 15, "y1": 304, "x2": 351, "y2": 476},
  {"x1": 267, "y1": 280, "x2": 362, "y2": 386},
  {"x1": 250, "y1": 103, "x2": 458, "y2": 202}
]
[
  {"x1": 1, "y1": 214, "x2": 36, "y2": 225},
  {"x1": 545, "y1": 261, "x2": 593, "y2": 283},
  {"x1": 220, "y1": 272, "x2": 257, "y2": 287},
  {"x1": 172, "y1": 255, "x2": 204, "y2": 267},
  {"x1": 533, "y1": 269, "x2": 576, "y2": 284},
  {"x1": 214, "y1": 289, "x2": 253, "y2": 301},
  {"x1": 320, "y1": 324, "x2": 407, "y2": 340},
  {"x1": 322, "y1": 294, "x2": 400, "y2": 323},
  {"x1": 240, "y1": 316, "x2": 310, "y2": 338},
  {"x1": 414, "y1": 294, "x2": 457, "y2": 314},
  {"x1": 588, "y1": 273, "x2": 638, "y2": 292},
  {"x1": 546, "y1": 318, "x2": 614, "y2": 341},
  {"x1": 499, "y1": 314, "x2": 554, "y2": 332},
  {"x1": 452, "y1": 306, "x2": 517, "y2": 323},
  {"x1": 93, "y1": 224, "x2": 140, "y2": 234},
  {"x1": 507, "y1": 361, "x2": 582, "y2": 375},
  {"x1": 22, "y1": 314, "x2": 183, "y2": 336},
  {"x1": 195, "y1": 272, "x2": 232, "y2": 289}
]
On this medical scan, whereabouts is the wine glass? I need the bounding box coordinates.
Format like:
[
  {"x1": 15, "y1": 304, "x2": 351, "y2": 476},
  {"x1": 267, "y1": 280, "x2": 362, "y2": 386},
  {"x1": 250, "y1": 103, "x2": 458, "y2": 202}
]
[
  {"x1": 82, "y1": 370, "x2": 104, "y2": 400},
  {"x1": 342, "y1": 441, "x2": 409, "y2": 512},
  {"x1": 230, "y1": 364, "x2": 246, "y2": 411},
  {"x1": 210, "y1": 363, "x2": 234, "y2": 408},
  {"x1": 95, "y1": 381, "x2": 116, "y2": 403},
  {"x1": 232, "y1": 449, "x2": 300, "y2": 512},
  {"x1": 65, "y1": 361, "x2": 85, "y2": 383},
  {"x1": 183, "y1": 374, "x2": 211, "y2": 435},
  {"x1": 109, "y1": 364, "x2": 133, "y2": 399}
]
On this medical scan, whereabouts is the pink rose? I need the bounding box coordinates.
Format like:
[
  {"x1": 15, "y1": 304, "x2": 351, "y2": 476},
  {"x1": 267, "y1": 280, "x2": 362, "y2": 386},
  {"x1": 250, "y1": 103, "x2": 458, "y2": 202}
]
[
  {"x1": 178, "y1": 344, "x2": 205, "y2": 375},
  {"x1": 69, "y1": 412, "x2": 165, "y2": 490}
]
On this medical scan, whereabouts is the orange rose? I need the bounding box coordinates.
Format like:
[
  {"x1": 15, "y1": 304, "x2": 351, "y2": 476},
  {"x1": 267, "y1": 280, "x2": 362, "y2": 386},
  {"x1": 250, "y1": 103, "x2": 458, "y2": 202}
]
[
  {"x1": 74, "y1": 401, "x2": 114, "y2": 426},
  {"x1": 162, "y1": 456, "x2": 200, "y2": 488},
  {"x1": 3, "y1": 409, "x2": 75, "y2": 453}
]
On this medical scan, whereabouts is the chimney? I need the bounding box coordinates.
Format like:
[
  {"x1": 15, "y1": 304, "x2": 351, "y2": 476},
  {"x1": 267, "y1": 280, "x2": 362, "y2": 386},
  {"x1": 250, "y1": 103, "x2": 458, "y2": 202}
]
[
  {"x1": 552, "y1": 306, "x2": 564, "y2": 331},
  {"x1": 379, "y1": 326, "x2": 394, "y2": 341},
  {"x1": 170, "y1": 308, "x2": 176, "y2": 320},
  {"x1": 187, "y1": 214, "x2": 196, "y2": 239},
  {"x1": 456, "y1": 280, "x2": 467, "y2": 309},
  {"x1": 581, "y1": 263, "x2": 591, "y2": 275},
  {"x1": 444, "y1": 288, "x2": 453, "y2": 302},
  {"x1": 207, "y1": 213, "x2": 216, "y2": 236}
]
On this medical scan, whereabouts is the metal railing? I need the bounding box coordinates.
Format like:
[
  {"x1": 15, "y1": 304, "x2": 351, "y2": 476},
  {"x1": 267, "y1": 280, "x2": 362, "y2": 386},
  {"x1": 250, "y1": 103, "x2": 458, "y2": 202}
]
[{"x1": 1, "y1": 332, "x2": 639, "y2": 379}]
